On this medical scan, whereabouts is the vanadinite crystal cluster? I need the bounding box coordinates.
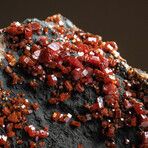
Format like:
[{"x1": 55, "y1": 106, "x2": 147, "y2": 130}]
[{"x1": 0, "y1": 14, "x2": 147, "y2": 148}]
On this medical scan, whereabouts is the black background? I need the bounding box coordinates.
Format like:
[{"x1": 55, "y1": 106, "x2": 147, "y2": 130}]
[{"x1": 0, "y1": 0, "x2": 147, "y2": 72}]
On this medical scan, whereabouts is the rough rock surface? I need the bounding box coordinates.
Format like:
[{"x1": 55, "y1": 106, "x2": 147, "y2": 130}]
[{"x1": 0, "y1": 15, "x2": 147, "y2": 148}]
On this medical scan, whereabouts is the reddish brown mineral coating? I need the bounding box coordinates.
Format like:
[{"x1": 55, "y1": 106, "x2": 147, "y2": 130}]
[
  {"x1": 0, "y1": 84, "x2": 49, "y2": 147},
  {"x1": 0, "y1": 86, "x2": 31, "y2": 146}
]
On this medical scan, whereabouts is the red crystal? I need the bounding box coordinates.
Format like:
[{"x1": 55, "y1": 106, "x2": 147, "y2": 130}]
[
  {"x1": 99, "y1": 56, "x2": 109, "y2": 70},
  {"x1": 81, "y1": 77, "x2": 93, "y2": 84},
  {"x1": 92, "y1": 112, "x2": 99, "y2": 119},
  {"x1": 77, "y1": 146, "x2": 84, "y2": 148},
  {"x1": 115, "y1": 109, "x2": 121, "y2": 118},
  {"x1": 103, "y1": 74, "x2": 116, "y2": 84},
  {"x1": 106, "y1": 142, "x2": 116, "y2": 147},
  {"x1": 71, "y1": 68, "x2": 82, "y2": 80},
  {"x1": 52, "y1": 112, "x2": 61, "y2": 121},
  {"x1": 70, "y1": 121, "x2": 81, "y2": 127},
  {"x1": 19, "y1": 56, "x2": 35, "y2": 68},
  {"x1": 140, "y1": 132, "x2": 148, "y2": 146},
  {"x1": 30, "y1": 142, "x2": 37, "y2": 148},
  {"x1": 29, "y1": 79, "x2": 38, "y2": 89},
  {"x1": 85, "y1": 37, "x2": 97, "y2": 44},
  {"x1": 30, "y1": 22, "x2": 41, "y2": 32},
  {"x1": 31, "y1": 44, "x2": 41, "y2": 52},
  {"x1": 77, "y1": 44, "x2": 89, "y2": 54},
  {"x1": 25, "y1": 26, "x2": 33, "y2": 40},
  {"x1": 69, "y1": 57, "x2": 83, "y2": 68},
  {"x1": 89, "y1": 56, "x2": 100, "y2": 67},
  {"x1": 85, "y1": 67, "x2": 93, "y2": 77},
  {"x1": 91, "y1": 96, "x2": 104, "y2": 111},
  {"x1": 15, "y1": 123, "x2": 23, "y2": 129},
  {"x1": 60, "y1": 93, "x2": 71, "y2": 101},
  {"x1": 90, "y1": 104, "x2": 98, "y2": 112},
  {"x1": 48, "y1": 42, "x2": 61, "y2": 51},
  {"x1": 36, "y1": 65, "x2": 43, "y2": 74},
  {"x1": 37, "y1": 36, "x2": 48, "y2": 46},
  {"x1": 46, "y1": 14, "x2": 61, "y2": 24},
  {"x1": 106, "y1": 125, "x2": 115, "y2": 137},
  {"x1": 25, "y1": 125, "x2": 36, "y2": 137},
  {"x1": 48, "y1": 98, "x2": 59, "y2": 104},
  {"x1": 133, "y1": 103, "x2": 146, "y2": 115},
  {"x1": 65, "y1": 80, "x2": 73, "y2": 91},
  {"x1": 75, "y1": 83, "x2": 84, "y2": 93},
  {"x1": 104, "y1": 41, "x2": 118, "y2": 52},
  {"x1": 7, "y1": 26, "x2": 25, "y2": 35},
  {"x1": 5, "y1": 66, "x2": 13, "y2": 74},
  {"x1": 2, "y1": 107, "x2": 11, "y2": 115},
  {"x1": 94, "y1": 69, "x2": 104, "y2": 78},
  {"x1": 0, "y1": 117, "x2": 4, "y2": 126},
  {"x1": 102, "y1": 67, "x2": 112, "y2": 75},
  {"x1": 7, "y1": 112, "x2": 18, "y2": 123},
  {"x1": 101, "y1": 108, "x2": 108, "y2": 117},
  {"x1": 32, "y1": 50, "x2": 41, "y2": 60},
  {"x1": 0, "y1": 135, "x2": 7, "y2": 145},
  {"x1": 39, "y1": 45, "x2": 60, "y2": 63},
  {"x1": 124, "y1": 99, "x2": 132, "y2": 109},
  {"x1": 124, "y1": 91, "x2": 132, "y2": 99},
  {"x1": 7, "y1": 131, "x2": 15, "y2": 138},
  {"x1": 103, "y1": 83, "x2": 118, "y2": 95},
  {"x1": 47, "y1": 75, "x2": 57, "y2": 86},
  {"x1": 33, "y1": 103, "x2": 39, "y2": 110},
  {"x1": 131, "y1": 117, "x2": 137, "y2": 127},
  {"x1": 139, "y1": 114, "x2": 148, "y2": 130},
  {"x1": 77, "y1": 115, "x2": 87, "y2": 123},
  {"x1": 59, "y1": 113, "x2": 72, "y2": 123},
  {"x1": 17, "y1": 139, "x2": 23, "y2": 144},
  {"x1": 104, "y1": 42, "x2": 114, "y2": 52},
  {"x1": 60, "y1": 51, "x2": 70, "y2": 60},
  {"x1": 38, "y1": 129, "x2": 49, "y2": 138},
  {"x1": 6, "y1": 123, "x2": 14, "y2": 132},
  {"x1": 39, "y1": 48, "x2": 51, "y2": 63},
  {"x1": 39, "y1": 142, "x2": 44, "y2": 146}
]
